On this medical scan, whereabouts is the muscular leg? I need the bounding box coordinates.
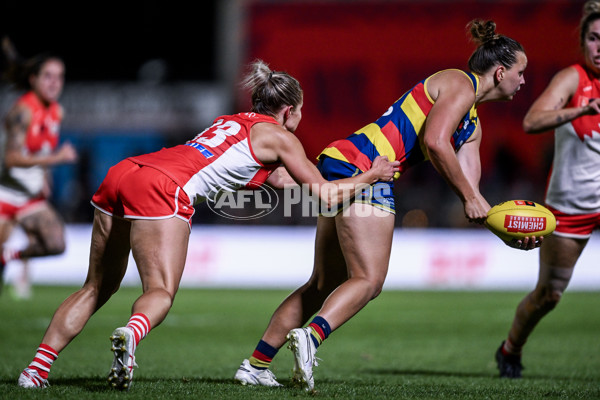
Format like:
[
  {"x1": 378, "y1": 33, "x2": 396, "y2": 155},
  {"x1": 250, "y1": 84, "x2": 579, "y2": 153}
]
[
  {"x1": 239, "y1": 204, "x2": 394, "y2": 388},
  {"x1": 128, "y1": 217, "x2": 190, "y2": 329},
  {"x1": 18, "y1": 204, "x2": 67, "y2": 258},
  {"x1": 14, "y1": 232, "x2": 37, "y2": 299},
  {"x1": 0, "y1": 218, "x2": 15, "y2": 292},
  {"x1": 507, "y1": 234, "x2": 586, "y2": 349},
  {"x1": 41, "y1": 210, "x2": 132, "y2": 352},
  {"x1": 260, "y1": 215, "x2": 348, "y2": 349},
  {"x1": 0, "y1": 218, "x2": 16, "y2": 243},
  {"x1": 14, "y1": 259, "x2": 32, "y2": 298},
  {"x1": 317, "y1": 203, "x2": 395, "y2": 330}
]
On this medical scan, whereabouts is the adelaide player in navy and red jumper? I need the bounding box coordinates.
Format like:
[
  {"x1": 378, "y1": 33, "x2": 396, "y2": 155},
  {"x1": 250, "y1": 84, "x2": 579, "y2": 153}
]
[
  {"x1": 0, "y1": 38, "x2": 77, "y2": 297},
  {"x1": 235, "y1": 20, "x2": 537, "y2": 392},
  {"x1": 17, "y1": 59, "x2": 399, "y2": 390},
  {"x1": 495, "y1": 0, "x2": 600, "y2": 379}
]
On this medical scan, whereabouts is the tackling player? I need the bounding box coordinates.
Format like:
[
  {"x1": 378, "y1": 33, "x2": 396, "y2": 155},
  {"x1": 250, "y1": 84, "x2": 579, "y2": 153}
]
[{"x1": 16, "y1": 59, "x2": 399, "y2": 390}]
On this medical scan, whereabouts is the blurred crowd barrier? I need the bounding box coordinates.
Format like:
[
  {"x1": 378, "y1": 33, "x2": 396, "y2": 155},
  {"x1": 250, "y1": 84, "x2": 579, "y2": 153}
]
[{"x1": 3, "y1": 224, "x2": 599, "y2": 290}]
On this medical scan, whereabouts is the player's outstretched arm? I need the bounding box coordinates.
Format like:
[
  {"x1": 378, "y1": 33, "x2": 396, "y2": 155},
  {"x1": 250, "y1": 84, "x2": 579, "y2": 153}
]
[
  {"x1": 266, "y1": 166, "x2": 297, "y2": 189},
  {"x1": 278, "y1": 132, "x2": 398, "y2": 208},
  {"x1": 523, "y1": 66, "x2": 597, "y2": 133},
  {"x1": 253, "y1": 123, "x2": 399, "y2": 208}
]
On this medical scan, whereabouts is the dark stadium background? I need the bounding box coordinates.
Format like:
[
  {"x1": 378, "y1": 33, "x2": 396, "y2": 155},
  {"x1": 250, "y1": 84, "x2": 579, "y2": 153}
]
[
  {"x1": 0, "y1": 2, "x2": 219, "y2": 81},
  {"x1": 0, "y1": 0, "x2": 582, "y2": 227}
]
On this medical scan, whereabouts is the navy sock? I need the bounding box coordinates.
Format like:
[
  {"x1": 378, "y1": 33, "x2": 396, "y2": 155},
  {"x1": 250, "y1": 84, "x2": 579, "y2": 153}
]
[
  {"x1": 249, "y1": 340, "x2": 278, "y2": 369},
  {"x1": 308, "y1": 316, "x2": 332, "y2": 348}
]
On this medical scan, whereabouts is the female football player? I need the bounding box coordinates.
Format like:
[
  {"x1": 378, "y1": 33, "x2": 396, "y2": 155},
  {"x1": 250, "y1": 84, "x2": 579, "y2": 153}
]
[
  {"x1": 495, "y1": 0, "x2": 600, "y2": 378},
  {"x1": 0, "y1": 37, "x2": 78, "y2": 298},
  {"x1": 235, "y1": 20, "x2": 537, "y2": 391},
  {"x1": 17, "y1": 59, "x2": 398, "y2": 390}
]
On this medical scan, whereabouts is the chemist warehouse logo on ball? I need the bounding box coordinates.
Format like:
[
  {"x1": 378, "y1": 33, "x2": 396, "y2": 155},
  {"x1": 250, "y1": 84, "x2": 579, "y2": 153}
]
[
  {"x1": 504, "y1": 215, "x2": 547, "y2": 233},
  {"x1": 207, "y1": 181, "x2": 391, "y2": 220}
]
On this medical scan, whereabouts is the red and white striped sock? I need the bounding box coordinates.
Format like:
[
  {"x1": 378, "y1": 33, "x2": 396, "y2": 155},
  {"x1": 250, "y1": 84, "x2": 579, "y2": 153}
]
[
  {"x1": 126, "y1": 313, "x2": 151, "y2": 350},
  {"x1": 28, "y1": 344, "x2": 58, "y2": 379}
]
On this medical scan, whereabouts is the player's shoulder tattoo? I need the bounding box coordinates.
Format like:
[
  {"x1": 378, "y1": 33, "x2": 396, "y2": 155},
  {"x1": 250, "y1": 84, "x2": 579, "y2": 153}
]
[{"x1": 5, "y1": 105, "x2": 30, "y2": 133}]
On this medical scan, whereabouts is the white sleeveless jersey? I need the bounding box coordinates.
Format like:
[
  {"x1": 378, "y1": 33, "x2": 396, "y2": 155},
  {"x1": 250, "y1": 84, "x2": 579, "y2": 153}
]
[
  {"x1": 129, "y1": 113, "x2": 280, "y2": 205},
  {"x1": 545, "y1": 64, "x2": 600, "y2": 214}
]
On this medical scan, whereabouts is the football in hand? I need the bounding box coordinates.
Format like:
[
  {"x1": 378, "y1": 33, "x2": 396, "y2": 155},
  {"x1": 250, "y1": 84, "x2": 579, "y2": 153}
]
[{"x1": 485, "y1": 200, "x2": 556, "y2": 242}]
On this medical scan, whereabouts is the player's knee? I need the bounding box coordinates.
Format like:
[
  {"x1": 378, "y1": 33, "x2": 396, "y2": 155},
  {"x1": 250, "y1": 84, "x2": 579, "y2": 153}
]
[
  {"x1": 536, "y1": 286, "x2": 563, "y2": 311},
  {"x1": 83, "y1": 280, "x2": 120, "y2": 309},
  {"x1": 79, "y1": 284, "x2": 107, "y2": 310},
  {"x1": 44, "y1": 237, "x2": 66, "y2": 255},
  {"x1": 318, "y1": 276, "x2": 347, "y2": 295},
  {"x1": 545, "y1": 289, "x2": 563, "y2": 310},
  {"x1": 305, "y1": 269, "x2": 347, "y2": 296},
  {"x1": 367, "y1": 278, "x2": 385, "y2": 300}
]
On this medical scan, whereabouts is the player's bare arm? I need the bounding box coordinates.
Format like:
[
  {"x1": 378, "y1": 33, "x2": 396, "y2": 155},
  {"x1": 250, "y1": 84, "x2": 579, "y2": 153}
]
[
  {"x1": 4, "y1": 104, "x2": 76, "y2": 168},
  {"x1": 253, "y1": 123, "x2": 399, "y2": 207},
  {"x1": 523, "y1": 66, "x2": 599, "y2": 133},
  {"x1": 455, "y1": 123, "x2": 490, "y2": 217},
  {"x1": 424, "y1": 73, "x2": 487, "y2": 221},
  {"x1": 266, "y1": 166, "x2": 297, "y2": 189},
  {"x1": 4, "y1": 104, "x2": 31, "y2": 168},
  {"x1": 456, "y1": 123, "x2": 482, "y2": 186}
]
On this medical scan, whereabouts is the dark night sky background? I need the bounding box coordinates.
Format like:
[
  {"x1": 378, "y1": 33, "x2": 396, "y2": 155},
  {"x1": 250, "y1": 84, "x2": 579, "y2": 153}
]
[{"x1": 0, "y1": 2, "x2": 219, "y2": 82}]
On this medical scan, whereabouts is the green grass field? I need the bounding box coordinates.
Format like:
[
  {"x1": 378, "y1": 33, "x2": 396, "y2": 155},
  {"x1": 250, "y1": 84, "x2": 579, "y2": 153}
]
[{"x1": 0, "y1": 286, "x2": 598, "y2": 399}]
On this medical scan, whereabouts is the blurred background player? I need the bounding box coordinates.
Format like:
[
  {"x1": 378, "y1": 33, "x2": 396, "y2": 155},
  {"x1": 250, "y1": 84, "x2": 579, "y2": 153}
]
[
  {"x1": 495, "y1": 0, "x2": 600, "y2": 378},
  {"x1": 17, "y1": 59, "x2": 398, "y2": 390},
  {"x1": 0, "y1": 37, "x2": 78, "y2": 297},
  {"x1": 235, "y1": 20, "x2": 537, "y2": 391}
]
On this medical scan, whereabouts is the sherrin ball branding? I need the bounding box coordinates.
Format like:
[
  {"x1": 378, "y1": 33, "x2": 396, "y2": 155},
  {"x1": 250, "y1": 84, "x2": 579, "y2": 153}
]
[
  {"x1": 485, "y1": 200, "x2": 556, "y2": 242},
  {"x1": 504, "y1": 215, "x2": 546, "y2": 234}
]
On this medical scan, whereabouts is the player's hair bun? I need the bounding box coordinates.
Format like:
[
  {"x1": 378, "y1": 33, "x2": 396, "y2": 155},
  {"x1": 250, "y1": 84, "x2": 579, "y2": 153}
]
[
  {"x1": 583, "y1": 0, "x2": 600, "y2": 18},
  {"x1": 468, "y1": 20, "x2": 499, "y2": 45}
]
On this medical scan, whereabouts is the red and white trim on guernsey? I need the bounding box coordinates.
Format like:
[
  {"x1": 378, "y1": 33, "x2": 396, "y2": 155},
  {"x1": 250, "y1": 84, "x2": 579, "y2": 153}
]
[
  {"x1": 126, "y1": 313, "x2": 151, "y2": 349},
  {"x1": 129, "y1": 113, "x2": 280, "y2": 205}
]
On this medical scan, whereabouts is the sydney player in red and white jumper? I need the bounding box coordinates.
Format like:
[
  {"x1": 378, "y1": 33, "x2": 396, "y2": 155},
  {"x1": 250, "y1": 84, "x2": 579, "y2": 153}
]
[
  {"x1": 495, "y1": 0, "x2": 600, "y2": 378},
  {"x1": 0, "y1": 38, "x2": 77, "y2": 297},
  {"x1": 17, "y1": 60, "x2": 399, "y2": 390}
]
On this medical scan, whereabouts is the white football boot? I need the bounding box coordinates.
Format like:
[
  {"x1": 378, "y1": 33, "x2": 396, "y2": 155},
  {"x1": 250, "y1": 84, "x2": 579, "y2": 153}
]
[
  {"x1": 287, "y1": 327, "x2": 319, "y2": 391},
  {"x1": 18, "y1": 367, "x2": 49, "y2": 388},
  {"x1": 234, "y1": 359, "x2": 282, "y2": 386},
  {"x1": 107, "y1": 327, "x2": 137, "y2": 391}
]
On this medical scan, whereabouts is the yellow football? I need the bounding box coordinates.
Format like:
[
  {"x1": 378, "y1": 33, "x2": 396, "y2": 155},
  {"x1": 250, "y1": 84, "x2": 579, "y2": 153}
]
[{"x1": 485, "y1": 200, "x2": 556, "y2": 242}]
